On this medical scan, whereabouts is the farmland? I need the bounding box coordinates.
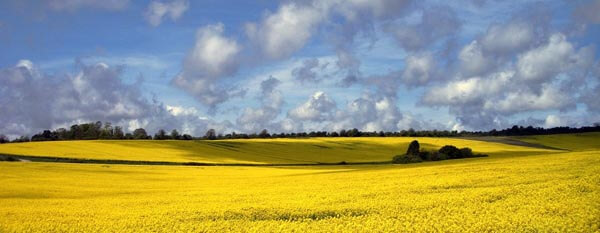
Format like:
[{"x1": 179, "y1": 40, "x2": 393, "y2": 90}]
[
  {"x1": 0, "y1": 133, "x2": 599, "y2": 232},
  {"x1": 0, "y1": 136, "x2": 558, "y2": 164}
]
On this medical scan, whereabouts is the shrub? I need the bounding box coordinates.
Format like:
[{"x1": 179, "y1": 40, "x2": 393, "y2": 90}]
[
  {"x1": 392, "y1": 154, "x2": 422, "y2": 164},
  {"x1": 418, "y1": 151, "x2": 430, "y2": 160},
  {"x1": 438, "y1": 152, "x2": 448, "y2": 160},
  {"x1": 460, "y1": 147, "x2": 473, "y2": 158},
  {"x1": 406, "y1": 140, "x2": 420, "y2": 156},
  {"x1": 439, "y1": 145, "x2": 461, "y2": 159}
]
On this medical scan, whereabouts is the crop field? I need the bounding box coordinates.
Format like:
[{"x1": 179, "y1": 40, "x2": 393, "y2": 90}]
[
  {"x1": 0, "y1": 133, "x2": 599, "y2": 232},
  {"x1": 0, "y1": 137, "x2": 556, "y2": 164}
]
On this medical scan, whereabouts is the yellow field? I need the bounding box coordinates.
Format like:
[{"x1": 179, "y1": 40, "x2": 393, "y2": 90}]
[
  {"x1": 0, "y1": 137, "x2": 556, "y2": 164},
  {"x1": 0, "y1": 134, "x2": 599, "y2": 232},
  {"x1": 513, "y1": 132, "x2": 600, "y2": 151}
]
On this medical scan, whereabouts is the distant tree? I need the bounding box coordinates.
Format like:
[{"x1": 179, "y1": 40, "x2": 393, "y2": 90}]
[
  {"x1": 154, "y1": 129, "x2": 167, "y2": 140},
  {"x1": 349, "y1": 128, "x2": 360, "y2": 137},
  {"x1": 259, "y1": 129, "x2": 270, "y2": 138},
  {"x1": 70, "y1": 124, "x2": 82, "y2": 139},
  {"x1": 407, "y1": 128, "x2": 416, "y2": 137},
  {"x1": 170, "y1": 129, "x2": 180, "y2": 140},
  {"x1": 99, "y1": 122, "x2": 113, "y2": 139},
  {"x1": 31, "y1": 130, "x2": 57, "y2": 141},
  {"x1": 205, "y1": 129, "x2": 217, "y2": 140},
  {"x1": 0, "y1": 134, "x2": 8, "y2": 144},
  {"x1": 56, "y1": 128, "x2": 69, "y2": 140},
  {"x1": 132, "y1": 128, "x2": 149, "y2": 139},
  {"x1": 124, "y1": 133, "x2": 133, "y2": 139},
  {"x1": 113, "y1": 126, "x2": 124, "y2": 139},
  {"x1": 406, "y1": 140, "x2": 420, "y2": 156},
  {"x1": 181, "y1": 134, "x2": 193, "y2": 140}
]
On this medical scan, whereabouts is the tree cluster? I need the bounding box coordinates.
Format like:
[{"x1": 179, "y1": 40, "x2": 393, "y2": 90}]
[
  {"x1": 1, "y1": 123, "x2": 599, "y2": 143},
  {"x1": 4, "y1": 122, "x2": 193, "y2": 143},
  {"x1": 392, "y1": 140, "x2": 487, "y2": 164}
]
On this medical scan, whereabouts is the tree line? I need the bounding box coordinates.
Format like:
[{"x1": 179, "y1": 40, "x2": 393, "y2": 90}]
[{"x1": 1, "y1": 122, "x2": 599, "y2": 143}]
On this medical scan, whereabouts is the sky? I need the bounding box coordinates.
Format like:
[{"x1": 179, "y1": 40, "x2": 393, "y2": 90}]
[{"x1": 1, "y1": 0, "x2": 600, "y2": 138}]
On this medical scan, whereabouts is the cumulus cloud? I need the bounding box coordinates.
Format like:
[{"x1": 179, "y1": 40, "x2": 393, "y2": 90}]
[
  {"x1": 0, "y1": 59, "x2": 233, "y2": 138},
  {"x1": 145, "y1": 0, "x2": 189, "y2": 27},
  {"x1": 421, "y1": 30, "x2": 598, "y2": 130},
  {"x1": 484, "y1": 85, "x2": 575, "y2": 113},
  {"x1": 288, "y1": 91, "x2": 336, "y2": 121},
  {"x1": 516, "y1": 33, "x2": 592, "y2": 83},
  {"x1": 329, "y1": 95, "x2": 422, "y2": 132},
  {"x1": 172, "y1": 23, "x2": 242, "y2": 109},
  {"x1": 245, "y1": 2, "x2": 326, "y2": 60},
  {"x1": 236, "y1": 76, "x2": 284, "y2": 133},
  {"x1": 544, "y1": 114, "x2": 566, "y2": 128}
]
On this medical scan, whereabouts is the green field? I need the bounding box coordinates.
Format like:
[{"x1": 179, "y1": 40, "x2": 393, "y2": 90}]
[{"x1": 1, "y1": 133, "x2": 599, "y2": 232}]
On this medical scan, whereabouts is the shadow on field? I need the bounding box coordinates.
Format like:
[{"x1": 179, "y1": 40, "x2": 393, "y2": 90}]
[{"x1": 95, "y1": 139, "x2": 408, "y2": 164}]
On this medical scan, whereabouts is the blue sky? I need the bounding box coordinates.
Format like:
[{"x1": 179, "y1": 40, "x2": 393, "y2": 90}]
[{"x1": 1, "y1": 0, "x2": 599, "y2": 137}]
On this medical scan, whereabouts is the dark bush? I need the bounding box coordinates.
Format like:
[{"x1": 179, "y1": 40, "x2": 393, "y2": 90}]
[
  {"x1": 406, "y1": 140, "x2": 420, "y2": 156},
  {"x1": 392, "y1": 154, "x2": 422, "y2": 164},
  {"x1": 439, "y1": 145, "x2": 461, "y2": 159},
  {"x1": 418, "y1": 151, "x2": 430, "y2": 160},
  {"x1": 460, "y1": 147, "x2": 473, "y2": 158}
]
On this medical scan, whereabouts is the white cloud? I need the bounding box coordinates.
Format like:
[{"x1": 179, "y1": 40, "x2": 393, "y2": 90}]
[
  {"x1": 0, "y1": 59, "x2": 239, "y2": 138},
  {"x1": 484, "y1": 85, "x2": 574, "y2": 113},
  {"x1": 544, "y1": 114, "x2": 566, "y2": 128},
  {"x1": 172, "y1": 23, "x2": 241, "y2": 108},
  {"x1": 329, "y1": 95, "x2": 422, "y2": 132},
  {"x1": 288, "y1": 91, "x2": 336, "y2": 121},
  {"x1": 423, "y1": 71, "x2": 513, "y2": 106},
  {"x1": 185, "y1": 23, "x2": 240, "y2": 77},
  {"x1": 236, "y1": 76, "x2": 285, "y2": 133},
  {"x1": 145, "y1": 0, "x2": 189, "y2": 27},
  {"x1": 246, "y1": 3, "x2": 326, "y2": 60},
  {"x1": 517, "y1": 33, "x2": 576, "y2": 82},
  {"x1": 402, "y1": 53, "x2": 436, "y2": 86}
]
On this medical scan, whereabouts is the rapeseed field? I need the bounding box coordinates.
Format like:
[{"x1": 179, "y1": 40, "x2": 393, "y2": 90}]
[
  {"x1": 0, "y1": 137, "x2": 599, "y2": 232},
  {"x1": 0, "y1": 136, "x2": 555, "y2": 164},
  {"x1": 0, "y1": 134, "x2": 598, "y2": 232}
]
